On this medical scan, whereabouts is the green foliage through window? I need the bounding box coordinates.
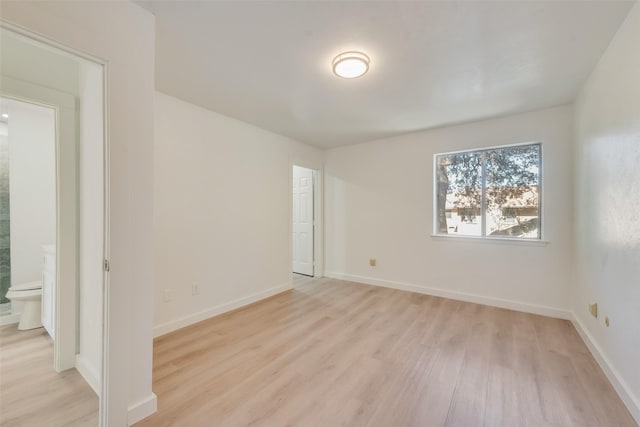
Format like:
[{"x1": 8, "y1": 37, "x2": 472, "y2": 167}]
[{"x1": 435, "y1": 143, "x2": 541, "y2": 239}]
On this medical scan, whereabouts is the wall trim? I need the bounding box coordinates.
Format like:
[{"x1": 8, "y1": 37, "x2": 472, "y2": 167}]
[
  {"x1": 570, "y1": 313, "x2": 640, "y2": 424},
  {"x1": 153, "y1": 282, "x2": 293, "y2": 338},
  {"x1": 0, "y1": 312, "x2": 21, "y2": 326},
  {"x1": 325, "y1": 272, "x2": 571, "y2": 320},
  {"x1": 127, "y1": 393, "x2": 158, "y2": 426},
  {"x1": 75, "y1": 353, "x2": 101, "y2": 396}
]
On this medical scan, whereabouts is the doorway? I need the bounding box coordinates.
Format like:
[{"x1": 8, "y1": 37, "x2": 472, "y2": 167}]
[
  {"x1": 0, "y1": 25, "x2": 106, "y2": 426},
  {"x1": 292, "y1": 165, "x2": 317, "y2": 277},
  {"x1": 0, "y1": 98, "x2": 56, "y2": 328}
]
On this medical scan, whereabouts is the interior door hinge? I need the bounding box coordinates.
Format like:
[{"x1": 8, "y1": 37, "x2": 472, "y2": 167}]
[{"x1": 104, "y1": 259, "x2": 110, "y2": 272}]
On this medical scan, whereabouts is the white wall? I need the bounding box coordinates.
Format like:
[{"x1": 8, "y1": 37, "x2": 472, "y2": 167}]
[
  {"x1": 154, "y1": 92, "x2": 324, "y2": 335},
  {"x1": 7, "y1": 99, "x2": 56, "y2": 285},
  {"x1": 325, "y1": 105, "x2": 574, "y2": 316},
  {"x1": 77, "y1": 60, "x2": 104, "y2": 395},
  {"x1": 573, "y1": 1, "x2": 640, "y2": 422},
  {"x1": 0, "y1": 2, "x2": 157, "y2": 425},
  {"x1": 0, "y1": 31, "x2": 79, "y2": 96}
]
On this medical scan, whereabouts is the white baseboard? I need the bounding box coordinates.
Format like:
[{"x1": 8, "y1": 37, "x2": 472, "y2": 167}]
[
  {"x1": 324, "y1": 272, "x2": 571, "y2": 320},
  {"x1": 75, "y1": 354, "x2": 101, "y2": 396},
  {"x1": 0, "y1": 312, "x2": 21, "y2": 326},
  {"x1": 128, "y1": 393, "x2": 158, "y2": 426},
  {"x1": 570, "y1": 313, "x2": 640, "y2": 424},
  {"x1": 153, "y1": 282, "x2": 293, "y2": 338}
]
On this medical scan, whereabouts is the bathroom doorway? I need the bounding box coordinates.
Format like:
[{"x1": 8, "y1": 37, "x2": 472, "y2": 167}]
[
  {"x1": 0, "y1": 98, "x2": 56, "y2": 333},
  {"x1": 0, "y1": 26, "x2": 106, "y2": 426}
]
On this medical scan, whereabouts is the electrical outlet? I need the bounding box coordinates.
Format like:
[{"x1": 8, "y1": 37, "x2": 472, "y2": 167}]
[
  {"x1": 192, "y1": 282, "x2": 200, "y2": 296},
  {"x1": 163, "y1": 289, "x2": 172, "y2": 303},
  {"x1": 370, "y1": 258, "x2": 376, "y2": 267}
]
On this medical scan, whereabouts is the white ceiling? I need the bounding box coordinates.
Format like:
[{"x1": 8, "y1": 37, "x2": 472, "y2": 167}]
[{"x1": 139, "y1": 1, "x2": 633, "y2": 148}]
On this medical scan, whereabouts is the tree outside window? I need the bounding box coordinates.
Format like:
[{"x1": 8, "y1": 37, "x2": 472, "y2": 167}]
[{"x1": 435, "y1": 143, "x2": 541, "y2": 239}]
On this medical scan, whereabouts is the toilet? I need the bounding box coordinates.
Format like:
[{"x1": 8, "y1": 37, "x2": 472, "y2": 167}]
[{"x1": 6, "y1": 281, "x2": 43, "y2": 330}]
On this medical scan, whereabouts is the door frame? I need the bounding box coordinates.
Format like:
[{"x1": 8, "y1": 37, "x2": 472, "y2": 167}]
[
  {"x1": 1, "y1": 21, "x2": 110, "y2": 424},
  {"x1": 289, "y1": 161, "x2": 324, "y2": 281}
]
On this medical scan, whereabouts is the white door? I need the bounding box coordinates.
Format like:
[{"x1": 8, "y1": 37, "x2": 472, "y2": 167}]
[{"x1": 293, "y1": 166, "x2": 314, "y2": 276}]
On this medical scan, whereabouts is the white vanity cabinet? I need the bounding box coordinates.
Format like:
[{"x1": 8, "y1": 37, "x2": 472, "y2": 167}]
[{"x1": 41, "y1": 244, "x2": 56, "y2": 340}]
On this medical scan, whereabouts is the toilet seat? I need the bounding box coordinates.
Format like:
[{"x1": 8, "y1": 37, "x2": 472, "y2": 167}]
[
  {"x1": 6, "y1": 288, "x2": 42, "y2": 299},
  {"x1": 5, "y1": 281, "x2": 43, "y2": 330},
  {"x1": 9, "y1": 281, "x2": 42, "y2": 291}
]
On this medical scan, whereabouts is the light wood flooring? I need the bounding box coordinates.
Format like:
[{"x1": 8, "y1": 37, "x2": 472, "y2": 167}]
[
  {"x1": 136, "y1": 277, "x2": 637, "y2": 427},
  {"x1": 0, "y1": 325, "x2": 98, "y2": 427}
]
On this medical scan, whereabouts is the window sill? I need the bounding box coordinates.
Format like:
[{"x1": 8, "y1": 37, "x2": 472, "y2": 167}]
[{"x1": 430, "y1": 234, "x2": 549, "y2": 246}]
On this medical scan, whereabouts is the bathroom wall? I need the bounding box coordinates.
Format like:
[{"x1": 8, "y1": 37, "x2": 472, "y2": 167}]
[
  {"x1": 0, "y1": 27, "x2": 78, "y2": 303},
  {"x1": 7, "y1": 99, "x2": 56, "y2": 287}
]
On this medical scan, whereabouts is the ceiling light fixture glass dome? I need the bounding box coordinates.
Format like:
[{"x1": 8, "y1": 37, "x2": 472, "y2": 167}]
[{"x1": 332, "y1": 51, "x2": 370, "y2": 79}]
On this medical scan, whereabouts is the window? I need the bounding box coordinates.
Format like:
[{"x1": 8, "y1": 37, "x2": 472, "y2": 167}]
[{"x1": 434, "y1": 143, "x2": 541, "y2": 239}]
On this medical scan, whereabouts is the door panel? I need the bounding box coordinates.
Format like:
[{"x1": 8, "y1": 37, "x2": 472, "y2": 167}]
[{"x1": 293, "y1": 166, "x2": 313, "y2": 276}]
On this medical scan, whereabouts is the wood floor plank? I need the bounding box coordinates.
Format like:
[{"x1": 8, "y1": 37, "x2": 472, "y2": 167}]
[
  {"x1": 135, "y1": 277, "x2": 637, "y2": 427},
  {"x1": 0, "y1": 325, "x2": 98, "y2": 427},
  {"x1": 445, "y1": 305, "x2": 493, "y2": 427}
]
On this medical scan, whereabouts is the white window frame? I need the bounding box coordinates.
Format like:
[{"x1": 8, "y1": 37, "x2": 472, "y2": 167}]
[{"x1": 433, "y1": 141, "x2": 544, "y2": 241}]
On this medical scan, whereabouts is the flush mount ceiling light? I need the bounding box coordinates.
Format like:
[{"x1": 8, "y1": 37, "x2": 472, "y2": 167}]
[{"x1": 332, "y1": 51, "x2": 370, "y2": 79}]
